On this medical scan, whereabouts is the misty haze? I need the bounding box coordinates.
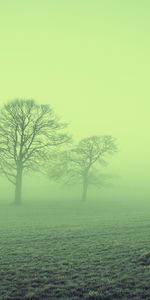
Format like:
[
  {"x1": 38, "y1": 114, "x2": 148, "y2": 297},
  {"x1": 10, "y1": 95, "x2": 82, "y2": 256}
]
[{"x1": 0, "y1": 1, "x2": 150, "y2": 300}]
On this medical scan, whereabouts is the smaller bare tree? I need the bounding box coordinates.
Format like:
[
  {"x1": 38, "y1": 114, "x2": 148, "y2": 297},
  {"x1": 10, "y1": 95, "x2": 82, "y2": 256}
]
[{"x1": 47, "y1": 135, "x2": 118, "y2": 201}]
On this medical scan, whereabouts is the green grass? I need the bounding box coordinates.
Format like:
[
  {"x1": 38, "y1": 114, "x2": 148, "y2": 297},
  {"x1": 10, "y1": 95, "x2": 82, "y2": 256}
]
[{"x1": 0, "y1": 198, "x2": 150, "y2": 299}]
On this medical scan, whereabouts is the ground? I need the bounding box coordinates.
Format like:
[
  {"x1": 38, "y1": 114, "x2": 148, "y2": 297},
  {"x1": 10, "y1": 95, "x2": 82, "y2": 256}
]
[{"x1": 0, "y1": 198, "x2": 149, "y2": 300}]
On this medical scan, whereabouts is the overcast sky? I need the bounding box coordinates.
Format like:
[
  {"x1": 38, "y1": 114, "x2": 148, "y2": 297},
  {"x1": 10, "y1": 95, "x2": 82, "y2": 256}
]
[{"x1": 0, "y1": 0, "x2": 149, "y2": 191}]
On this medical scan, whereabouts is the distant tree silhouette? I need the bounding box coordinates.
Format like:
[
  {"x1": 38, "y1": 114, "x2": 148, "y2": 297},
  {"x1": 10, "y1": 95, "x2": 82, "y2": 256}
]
[
  {"x1": 71, "y1": 136, "x2": 117, "y2": 200},
  {"x1": 0, "y1": 99, "x2": 70, "y2": 204},
  {"x1": 47, "y1": 135, "x2": 118, "y2": 201}
]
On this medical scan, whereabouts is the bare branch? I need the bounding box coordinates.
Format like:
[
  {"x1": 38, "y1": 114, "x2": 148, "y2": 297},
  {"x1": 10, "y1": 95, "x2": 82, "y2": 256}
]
[{"x1": 0, "y1": 99, "x2": 70, "y2": 185}]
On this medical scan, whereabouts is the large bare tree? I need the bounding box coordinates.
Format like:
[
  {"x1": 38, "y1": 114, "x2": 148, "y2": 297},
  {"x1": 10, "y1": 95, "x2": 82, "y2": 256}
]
[
  {"x1": 47, "y1": 136, "x2": 117, "y2": 201},
  {"x1": 0, "y1": 99, "x2": 70, "y2": 204}
]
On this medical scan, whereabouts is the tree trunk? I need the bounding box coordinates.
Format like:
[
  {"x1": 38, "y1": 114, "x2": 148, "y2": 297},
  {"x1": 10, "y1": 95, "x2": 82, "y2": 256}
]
[
  {"x1": 14, "y1": 162, "x2": 23, "y2": 205},
  {"x1": 82, "y1": 176, "x2": 88, "y2": 201}
]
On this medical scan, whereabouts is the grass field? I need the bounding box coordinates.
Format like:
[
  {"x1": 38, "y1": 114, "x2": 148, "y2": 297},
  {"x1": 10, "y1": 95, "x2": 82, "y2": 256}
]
[{"x1": 0, "y1": 198, "x2": 150, "y2": 300}]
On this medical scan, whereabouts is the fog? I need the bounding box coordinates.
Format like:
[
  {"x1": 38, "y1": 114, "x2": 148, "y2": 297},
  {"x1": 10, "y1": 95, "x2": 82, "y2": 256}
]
[
  {"x1": 0, "y1": 1, "x2": 149, "y2": 204},
  {"x1": 0, "y1": 4, "x2": 150, "y2": 299}
]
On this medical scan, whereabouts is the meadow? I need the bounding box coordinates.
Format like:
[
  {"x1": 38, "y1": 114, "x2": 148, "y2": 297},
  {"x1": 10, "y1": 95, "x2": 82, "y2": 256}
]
[{"x1": 0, "y1": 198, "x2": 150, "y2": 300}]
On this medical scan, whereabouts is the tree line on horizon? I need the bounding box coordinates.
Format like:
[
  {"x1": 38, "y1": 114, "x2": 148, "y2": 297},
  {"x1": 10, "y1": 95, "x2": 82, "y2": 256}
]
[{"x1": 0, "y1": 99, "x2": 118, "y2": 204}]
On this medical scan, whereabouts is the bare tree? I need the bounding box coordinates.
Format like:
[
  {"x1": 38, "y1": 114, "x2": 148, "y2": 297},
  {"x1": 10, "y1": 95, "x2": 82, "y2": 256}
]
[
  {"x1": 72, "y1": 135, "x2": 117, "y2": 200},
  {"x1": 48, "y1": 136, "x2": 117, "y2": 201},
  {"x1": 0, "y1": 99, "x2": 70, "y2": 204}
]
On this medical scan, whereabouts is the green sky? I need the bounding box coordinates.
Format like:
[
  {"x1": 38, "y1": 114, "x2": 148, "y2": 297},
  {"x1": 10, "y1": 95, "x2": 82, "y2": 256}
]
[{"x1": 0, "y1": 1, "x2": 149, "y2": 191}]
